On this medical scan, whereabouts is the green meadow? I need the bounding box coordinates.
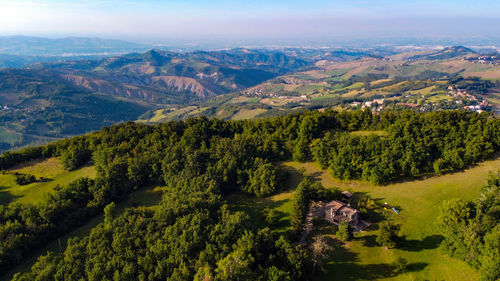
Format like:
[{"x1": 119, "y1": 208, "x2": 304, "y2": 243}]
[
  {"x1": 0, "y1": 158, "x2": 96, "y2": 205},
  {"x1": 228, "y1": 157, "x2": 500, "y2": 280}
]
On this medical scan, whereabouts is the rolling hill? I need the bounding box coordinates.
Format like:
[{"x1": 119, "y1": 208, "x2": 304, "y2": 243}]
[
  {"x1": 1, "y1": 46, "x2": 499, "y2": 151},
  {"x1": 142, "y1": 47, "x2": 499, "y2": 123},
  {"x1": 0, "y1": 48, "x2": 310, "y2": 150},
  {"x1": 408, "y1": 46, "x2": 476, "y2": 60}
]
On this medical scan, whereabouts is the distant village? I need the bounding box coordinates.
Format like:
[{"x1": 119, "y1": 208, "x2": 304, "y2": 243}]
[
  {"x1": 0, "y1": 104, "x2": 24, "y2": 112},
  {"x1": 348, "y1": 84, "x2": 491, "y2": 113},
  {"x1": 447, "y1": 85, "x2": 489, "y2": 113},
  {"x1": 463, "y1": 54, "x2": 500, "y2": 65}
]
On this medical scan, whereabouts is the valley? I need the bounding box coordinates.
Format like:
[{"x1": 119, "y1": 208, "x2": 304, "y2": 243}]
[
  {"x1": 149, "y1": 47, "x2": 500, "y2": 123},
  {"x1": 1, "y1": 46, "x2": 499, "y2": 151},
  {"x1": 1, "y1": 0, "x2": 499, "y2": 280}
]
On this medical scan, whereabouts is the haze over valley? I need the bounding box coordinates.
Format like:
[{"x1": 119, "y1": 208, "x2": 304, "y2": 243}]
[{"x1": 0, "y1": 1, "x2": 499, "y2": 281}]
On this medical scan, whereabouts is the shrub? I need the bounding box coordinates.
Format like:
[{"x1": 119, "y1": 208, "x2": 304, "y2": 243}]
[
  {"x1": 263, "y1": 208, "x2": 280, "y2": 227},
  {"x1": 14, "y1": 173, "x2": 36, "y2": 185}
]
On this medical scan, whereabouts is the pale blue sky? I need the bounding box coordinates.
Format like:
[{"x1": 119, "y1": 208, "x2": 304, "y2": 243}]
[{"x1": 0, "y1": 0, "x2": 499, "y2": 44}]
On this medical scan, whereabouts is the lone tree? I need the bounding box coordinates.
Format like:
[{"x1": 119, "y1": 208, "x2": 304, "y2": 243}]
[
  {"x1": 376, "y1": 220, "x2": 400, "y2": 249},
  {"x1": 310, "y1": 235, "x2": 332, "y2": 275},
  {"x1": 337, "y1": 220, "x2": 354, "y2": 241},
  {"x1": 393, "y1": 257, "x2": 408, "y2": 273},
  {"x1": 263, "y1": 208, "x2": 280, "y2": 227},
  {"x1": 104, "y1": 202, "x2": 116, "y2": 227}
]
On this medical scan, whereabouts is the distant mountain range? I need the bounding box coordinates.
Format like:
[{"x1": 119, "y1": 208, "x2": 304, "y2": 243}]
[
  {"x1": 0, "y1": 35, "x2": 152, "y2": 56},
  {"x1": 408, "y1": 46, "x2": 477, "y2": 60},
  {"x1": 0, "y1": 48, "x2": 310, "y2": 150},
  {"x1": 30, "y1": 48, "x2": 309, "y2": 100},
  {"x1": 0, "y1": 35, "x2": 159, "y2": 68}
]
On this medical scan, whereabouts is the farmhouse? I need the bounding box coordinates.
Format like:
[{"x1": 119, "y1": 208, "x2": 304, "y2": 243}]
[
  {"x1": 309, "y1": 200, "x2": 364, "y2": 228},
  {"x1": 302, "y1": 197, "x2": 371, "y2": 242},
  {"x1": 324, "y1": 200, "x2": 360, "y2": 226}
]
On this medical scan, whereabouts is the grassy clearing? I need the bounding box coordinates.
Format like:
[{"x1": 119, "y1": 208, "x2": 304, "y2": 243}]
[
  {"x1": 407, "y1": 86, "x2": 437, "y2": 96},
  {"x1": 370, "y1": 79, "x2": 392, "y2": 86},
  {"x1": 295, "y1": 84, "x2": 327, "y2": 95},
  {"x1": 346, "y1": 82, "x2": 364, "y2": 90},
  {"x1": 286, "y1": 159, "x2": 500, "y2": 281},
  {"x1": 0, "y1": 185, "x2": 164, "y2": 281},
  {"x1": 226, "y1": 164, "x2": 303, "y2": 232},
  {"x1": 186, "y1": 106, "x2": 210, "y2": 117},
  {"x1": 0, "y1": 127, "x2": 21, "y2": 145},
  {"x1": 325, "y1": 69, "x2": 350, "y2": 77},
  {"x1": 0, "y1": 158, "x2": 96, "y2": 205},
  {"x1": 341, "y1": 90, "x2": 363, "y2": 98},
  {"x1": 10, "y1": 157, "x2": 65, "y2": 179},
  {"x1": 229, "y1": 158, "x2": 500, "y2": 280},
  {"x1": 310, "y1": 94, "x2": 341, "y2": 101},
  {"x1": 350, "y1": 130, "x2": 389, "y2": 137},
  {"x1": 146, "y1": 106, "x2": 199, "y2": 122},
  {"x1": 427, "y1": 94, "x2": 453, "y2": 103},
  {"x1": 230, "y1": 96, "x2": 259, "y2": 104},
  {"x1": 227, "y1": 191, "x2": 294, "y2": 233},
  {"x1": 230, "y1": 108, "x2": 268, "y2": 120}
]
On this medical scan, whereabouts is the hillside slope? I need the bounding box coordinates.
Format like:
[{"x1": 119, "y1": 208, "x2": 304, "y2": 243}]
[{"x1": 0, "y1": 49, "x2": 309, "y2": 150}]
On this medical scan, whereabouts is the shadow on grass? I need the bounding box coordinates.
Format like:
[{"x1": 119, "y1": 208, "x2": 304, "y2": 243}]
[
  {"x1": 38, "y1": 177, "x2": 53, "y2": 183},
  {"x1": 226, "y1": 192, "x2": 292, "y2": 230},
  {"x1": 398, "y1": 235, "x2": 444, "y2": 252},
  {"x1": 318, "y1": 236, "x2": 429, "y2": 281},
  {"x1": 310, "y1": 171, "x2": 323, "y2": 180},
  {"x1": 282, "y1": 164, "x2": 304, "y2": 190},
  {"x1": 0, "y1": 186, "x2": 21, "y2": 205},
  {"x1": 358, "y1": 234, "x2": 378, "y2": 247}
]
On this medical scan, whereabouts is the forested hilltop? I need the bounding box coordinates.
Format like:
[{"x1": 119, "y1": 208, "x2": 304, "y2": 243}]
[{"x1": 0, "y1": 110, "x2": 499, "y2": 280}]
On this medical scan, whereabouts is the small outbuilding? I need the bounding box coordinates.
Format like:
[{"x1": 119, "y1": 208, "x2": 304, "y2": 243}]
[{"x1": 341, "y1": 190, "x2": 353, "y2": 199}]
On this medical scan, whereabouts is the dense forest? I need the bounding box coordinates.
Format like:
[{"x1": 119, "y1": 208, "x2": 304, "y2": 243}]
[{"x1": 0, "y1": 109, "x2": 499, "y2": 280}]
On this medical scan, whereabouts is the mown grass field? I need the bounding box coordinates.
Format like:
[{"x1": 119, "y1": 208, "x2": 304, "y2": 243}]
[
  {"x1": 0, "y1": 158, "x2": 96, "y2": 205},
  {"x1": 228, "y1": 157, "x2": 500, "y2": 280}
]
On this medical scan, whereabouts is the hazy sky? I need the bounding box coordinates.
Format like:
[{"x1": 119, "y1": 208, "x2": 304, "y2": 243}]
[{"x1": 0, "y1": 0, "x2": 499, "y2": 44}]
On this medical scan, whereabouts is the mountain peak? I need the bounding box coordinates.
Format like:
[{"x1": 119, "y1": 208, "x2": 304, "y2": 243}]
[
  {"x1": 142, "y1": 49, "x2": 169, "y2": 65},
  {"x1": 443, "y1": 46, "x2": 475, "y2": 53}
]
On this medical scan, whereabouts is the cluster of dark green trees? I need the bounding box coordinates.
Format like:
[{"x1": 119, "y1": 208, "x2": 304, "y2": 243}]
[
  {"x1": 0, "y1": 117, "x2": 297, "y2": 279},
  {"x1": 310, "y1": 110, "x2": 499, "y2": 184},
  {"x1": 438, "y1": 171, "x2": 500, "y2": 281},
  {"x1": 13, "y1": 190, "x2": 307, "y2": 281},
  {"x1": 0, "y1": 109, "x2": 498, "y2": 280},
  {"x1": 13, "y1": 173, "x2": 36, "y2": 185}
]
